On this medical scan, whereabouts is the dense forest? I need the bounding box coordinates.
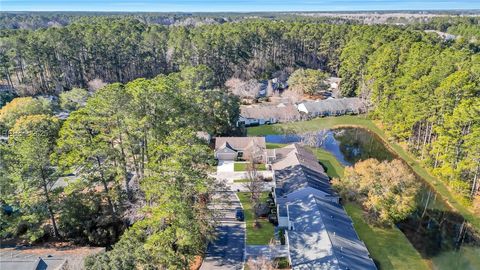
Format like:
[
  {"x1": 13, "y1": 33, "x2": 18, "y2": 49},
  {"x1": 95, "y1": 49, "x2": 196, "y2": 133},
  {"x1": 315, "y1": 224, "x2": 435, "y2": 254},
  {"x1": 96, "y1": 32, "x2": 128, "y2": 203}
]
[
  {"x1": 0, "y1": 66, "x2": 239, "y2": 268},
  {"x1": 0, "y1": 15, "x2": 479, "y2": 268}
]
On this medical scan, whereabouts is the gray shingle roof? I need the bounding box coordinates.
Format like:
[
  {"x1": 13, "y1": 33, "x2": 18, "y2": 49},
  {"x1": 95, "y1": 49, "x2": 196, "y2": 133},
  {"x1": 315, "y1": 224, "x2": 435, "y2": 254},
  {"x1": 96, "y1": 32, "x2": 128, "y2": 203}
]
[
  {"x1": 214, "y1": 137, "x2": 266, "y2": 151},
  {"x1": 287, "y1": 194, "x2": 377, "y2": 270},
  {"x1": 301, "y1": 98, "x2": 366, "y2": 116},
  {"x1": 275, "y1": 165, "x2": 334, "y2": 196},
  {"x1": 272, "y1": 144, "x2": 376, "y2": 270}
]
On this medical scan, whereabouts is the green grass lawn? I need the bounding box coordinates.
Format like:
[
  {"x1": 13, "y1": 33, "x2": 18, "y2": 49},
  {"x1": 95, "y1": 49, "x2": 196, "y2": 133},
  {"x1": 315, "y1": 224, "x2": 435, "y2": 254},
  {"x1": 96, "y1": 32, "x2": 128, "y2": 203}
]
[
  {"x1": 247, "y1": 115, "x2": 480, "y2": 231},
  {"x1": 302, "y1": 144, "x2": 428, "y2": 269},
  {"x1": 234, "y1": 162, "x2": 267, "y2": 171},
  {"x1": 233, "y1": 179, "x2": 251, "y2": 183},
  {"x1": 431, "y1": 246, "x2": 480, "y2": 270},
  {"x1": 266, "y1": 142, "x2": 287, "y2": 149},
  {"x1": 237, "y1": 192, "x2": 275, "y2": 245},
  {"x1": 345, "y1": 203, "x2": 430, "y2": 270},
  {"x1": 310, "y1": 147, "x2": 344, "y2": 179}
]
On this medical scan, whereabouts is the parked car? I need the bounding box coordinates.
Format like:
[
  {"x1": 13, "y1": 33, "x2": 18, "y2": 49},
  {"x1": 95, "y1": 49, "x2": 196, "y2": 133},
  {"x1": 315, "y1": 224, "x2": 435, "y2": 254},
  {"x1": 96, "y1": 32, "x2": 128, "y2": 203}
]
[{"x1": 235, "y1": 208, "x2": 244, "y2": 221}]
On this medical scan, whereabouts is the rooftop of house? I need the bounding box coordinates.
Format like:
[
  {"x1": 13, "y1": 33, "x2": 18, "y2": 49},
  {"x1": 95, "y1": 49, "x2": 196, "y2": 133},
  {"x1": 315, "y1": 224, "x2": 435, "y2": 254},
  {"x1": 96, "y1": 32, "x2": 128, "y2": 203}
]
[
  {"x1": 240, "y1": 103, "x2": 301, "y2": 122},
  {"x1": 273, "y1": 143, "x2": 335, "y2": 199},
  {"x1": 214, "y1": 137, "x2": 266, "y2": 152},
  {"x1": 0, "y1": 246, "x2": 104, "y2": 270},
  {"x1": 275, "y1": 165, "x2": 334, "y2": 198},
  {"x1": 299, "y1": 97, "x2": 365, "y2": 114},
  {"x1": 272, "y1": 143, "x2": 325, "y2": 172},
  {"x1": 272, "y1": 143, "x2": 376, "y2": 269},
  {"x1": 0, "y1": 257, "x2": 66, "y2": 270},
  {"x1": 286, "y1": 194, "x2": 377, "y2": 270}
]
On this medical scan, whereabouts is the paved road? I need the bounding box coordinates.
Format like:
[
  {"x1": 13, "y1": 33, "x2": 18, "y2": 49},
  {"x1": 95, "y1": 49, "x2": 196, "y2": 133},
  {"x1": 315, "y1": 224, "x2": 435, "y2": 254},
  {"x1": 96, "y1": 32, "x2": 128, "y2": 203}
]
[{"x1": 201, "y1": 191, "x2": 245, "y2": 270}]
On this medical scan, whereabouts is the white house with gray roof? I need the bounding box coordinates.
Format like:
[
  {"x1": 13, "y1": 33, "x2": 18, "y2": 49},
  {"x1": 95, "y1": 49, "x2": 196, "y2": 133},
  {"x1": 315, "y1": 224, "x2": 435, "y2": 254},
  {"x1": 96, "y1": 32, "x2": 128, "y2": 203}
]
[
  {"x1": 297, "y1": 97, "x2": 367, "y2": 118},
  {"x1": 271, "y1": 143, "x2": 377, "y2": 270}
]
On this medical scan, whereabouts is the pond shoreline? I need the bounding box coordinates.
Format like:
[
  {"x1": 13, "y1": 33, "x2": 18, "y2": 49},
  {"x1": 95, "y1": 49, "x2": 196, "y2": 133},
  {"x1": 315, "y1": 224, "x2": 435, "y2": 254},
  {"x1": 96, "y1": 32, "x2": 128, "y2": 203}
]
[
  {"x1": 247, "y1": 115, "x2": 480, "y2": 232},
  {"x1": 257, "y1": 123, "x2": 480, "y2": 269},
  {"x1": 333, "y1": 125, "x2": 458, "y2": 212}
]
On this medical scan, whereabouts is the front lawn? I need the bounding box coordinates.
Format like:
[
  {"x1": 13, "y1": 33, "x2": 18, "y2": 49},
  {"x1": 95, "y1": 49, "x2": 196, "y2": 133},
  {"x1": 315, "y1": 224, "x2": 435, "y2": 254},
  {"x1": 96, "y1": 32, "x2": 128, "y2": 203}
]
[
  {"x1": 234, "y1": 162, "x2": 267, "y2": 171},
  {"x1": 237, "y1": 192, "x2": 275, "y2": 245},
  {"x1": 233, "y1": 179, "x2": 251, "y2": 183}
]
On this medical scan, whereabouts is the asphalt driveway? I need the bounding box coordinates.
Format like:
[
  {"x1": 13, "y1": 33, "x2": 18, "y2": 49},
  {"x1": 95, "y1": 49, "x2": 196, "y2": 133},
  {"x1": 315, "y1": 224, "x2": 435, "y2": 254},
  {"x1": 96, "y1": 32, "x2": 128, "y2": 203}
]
[{"x1": 201, "y1": 191, "x2": 245, "y2": 270}]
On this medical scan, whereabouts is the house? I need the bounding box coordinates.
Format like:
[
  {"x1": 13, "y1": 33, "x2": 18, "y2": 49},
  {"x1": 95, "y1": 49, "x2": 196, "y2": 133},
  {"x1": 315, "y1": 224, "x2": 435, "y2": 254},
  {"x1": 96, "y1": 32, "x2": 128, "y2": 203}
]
[
  {"x1": 271, "y1": 144, "x2": 376, "y2": 269},
  {"x1": 236, "y1": 115, "x2": 272, "y2": 127},
  {"x1": 325, "y1": 77, "x2": 341, "y2": 98},
  {"x1": 273, "y1": 144, "x2": 339, "y2": 228},
  {"x1": 0, "y1": 246, "x2": 105, "y2": 270},
  {"x1": 238, "y1": 103, "x2": 301, "y2": 126},
  {"x1": 425, "y1": 30, "x2": 457, "y2": 41},
  {"x1": 214, "y1": 137, "x2": 268, "y2": 163},
  {"x1": 286, "y1": 194, "x2": 377, "y2": 269},
  {"x1": 297, "y1": 97, "x2": 367, "y2": 118},
  {"x1": 0, "y1": 257, "x2": 67, "y2": 270}
]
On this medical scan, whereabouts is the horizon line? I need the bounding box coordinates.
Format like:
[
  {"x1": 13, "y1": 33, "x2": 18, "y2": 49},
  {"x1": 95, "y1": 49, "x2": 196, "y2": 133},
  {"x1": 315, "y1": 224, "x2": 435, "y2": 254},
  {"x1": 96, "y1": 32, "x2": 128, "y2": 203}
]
[{"x1": 2, "y1": 9, "x2": 480, "y2": 13}]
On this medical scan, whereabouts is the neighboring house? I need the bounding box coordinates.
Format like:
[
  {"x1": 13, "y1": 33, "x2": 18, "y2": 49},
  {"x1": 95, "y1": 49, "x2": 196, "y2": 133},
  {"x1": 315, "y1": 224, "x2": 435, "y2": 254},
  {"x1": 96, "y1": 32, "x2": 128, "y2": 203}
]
[
  {"x1": 239, "y1": 103, "x2": 301, "y2": 126},
  {"x1": 325, "y1": 77, "x2": 341, "y2": 98},
  {"x1": 271, "y1": 77, "x2": 288, "y2": 91},
  {"x1": 236, "y1": 115, "x2": 273, "y2": 127},
  {"x1": 424, "y1": 30, "x2": 457, "y2": 41},
  {"x1": 0, "y1": 246, "x2": 104, "y2": 270},
  {"x1": 258, "y1": 80, "x2": 268, "y2": 97},
  {"x1": 271, "y1": 144, "x2": 377, "y2": 269},
  {"x1": 297, "y1": 97, "x2": 367, "y2": 118},
  {"x1": 214, "y1": 137, "x2": 268, "y2": 163},
  {"x1": 0, "y1": 257, "x2": 67, "y2": 270}
]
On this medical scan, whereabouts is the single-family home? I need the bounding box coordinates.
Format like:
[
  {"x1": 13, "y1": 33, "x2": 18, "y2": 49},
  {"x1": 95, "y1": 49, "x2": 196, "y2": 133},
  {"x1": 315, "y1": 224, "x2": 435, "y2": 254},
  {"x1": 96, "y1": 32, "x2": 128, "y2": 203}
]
[
  {"x1": 214, "y1": 137, "x2": 271, "y2": 163},
  {"x1": 286, "y1": 194, "x2": 377, "y2": 269},
  {"x1": 271, "y1": 143, "x2": 377, "y2": 269}
]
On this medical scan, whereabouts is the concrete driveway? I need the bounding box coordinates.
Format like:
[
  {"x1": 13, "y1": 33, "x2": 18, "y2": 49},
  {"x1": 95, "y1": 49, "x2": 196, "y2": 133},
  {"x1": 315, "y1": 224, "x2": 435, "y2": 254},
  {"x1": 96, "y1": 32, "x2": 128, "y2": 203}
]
[
  {"x1": 201, "y1": 191, "x2": 245, "y2": 270},
  {"x1": 217, "y1": 160, "x2": 235, "y2": 173}
]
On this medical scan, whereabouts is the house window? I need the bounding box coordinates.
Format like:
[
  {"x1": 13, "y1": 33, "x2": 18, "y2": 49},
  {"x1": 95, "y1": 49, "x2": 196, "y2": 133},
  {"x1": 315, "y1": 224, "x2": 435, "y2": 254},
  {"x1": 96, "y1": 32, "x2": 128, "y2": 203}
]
[{"x1": 238, "y1": 151, "x2": 243, "y2": 158}]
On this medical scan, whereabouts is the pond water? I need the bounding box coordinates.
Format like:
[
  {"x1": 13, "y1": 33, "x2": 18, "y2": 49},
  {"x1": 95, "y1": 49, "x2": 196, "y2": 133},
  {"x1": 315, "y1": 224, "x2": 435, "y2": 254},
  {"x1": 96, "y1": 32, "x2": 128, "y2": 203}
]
[{"x1": 266, "y1": 127, "x2": 480, "y2": 269}]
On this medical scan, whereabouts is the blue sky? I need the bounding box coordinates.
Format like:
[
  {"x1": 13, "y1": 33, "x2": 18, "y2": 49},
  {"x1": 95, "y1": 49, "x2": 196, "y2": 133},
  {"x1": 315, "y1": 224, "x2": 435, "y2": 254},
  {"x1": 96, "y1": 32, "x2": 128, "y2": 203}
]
[{"x1": 1, "y1": 0, "x2": 480, "y2": 12}]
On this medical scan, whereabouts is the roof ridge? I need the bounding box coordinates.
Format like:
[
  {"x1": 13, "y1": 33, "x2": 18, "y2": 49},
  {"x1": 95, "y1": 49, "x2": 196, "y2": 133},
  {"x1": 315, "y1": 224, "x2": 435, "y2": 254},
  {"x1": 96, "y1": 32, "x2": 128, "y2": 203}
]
[
  {"x1": 308, "y1": 194, "x2": 342, "y2": 268},
  {"x1": 313, "y1": 196, "x2": 373, "y2": 266}
]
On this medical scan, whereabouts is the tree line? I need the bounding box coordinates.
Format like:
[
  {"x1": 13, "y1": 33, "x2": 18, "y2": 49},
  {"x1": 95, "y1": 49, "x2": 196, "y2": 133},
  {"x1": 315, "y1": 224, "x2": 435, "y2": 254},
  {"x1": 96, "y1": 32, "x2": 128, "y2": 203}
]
[
  {"x1": 0, "y1": 66, "x2": 239, "y2": 269},
  {"x1": 0, "y1": 18, "x2": 354, "y2": 95},
  {"x1": 338, "y1": 24, "x2": 480, "y2": 209}
]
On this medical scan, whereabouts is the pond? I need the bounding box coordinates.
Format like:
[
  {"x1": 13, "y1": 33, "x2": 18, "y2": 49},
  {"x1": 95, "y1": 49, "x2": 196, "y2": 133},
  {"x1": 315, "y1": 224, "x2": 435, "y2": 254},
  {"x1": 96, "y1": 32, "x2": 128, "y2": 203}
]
[{"x1": 266, "y1": 127, "x2": 480, "y2": 270}]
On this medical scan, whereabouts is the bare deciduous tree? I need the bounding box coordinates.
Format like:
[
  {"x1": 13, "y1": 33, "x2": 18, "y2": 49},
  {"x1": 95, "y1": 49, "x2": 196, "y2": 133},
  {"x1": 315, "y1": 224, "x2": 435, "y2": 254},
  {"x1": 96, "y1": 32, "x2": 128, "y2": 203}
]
[
  {"x1": 225, "y1": 78, "x2": 262, "y2": 99},
  {"x1": 246, "y1": 256, "x2": 275, "y2": 270},
  {"x1": 87, "y1": 78, "x2": 107, "y2": 92},
  {"x1": 243, "y1": 144, "x2": 265, "y2": 228}
]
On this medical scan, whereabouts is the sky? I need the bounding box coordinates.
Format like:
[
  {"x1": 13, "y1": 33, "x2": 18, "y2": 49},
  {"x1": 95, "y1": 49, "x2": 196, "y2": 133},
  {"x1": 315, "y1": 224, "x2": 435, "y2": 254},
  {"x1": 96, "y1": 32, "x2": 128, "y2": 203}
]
[{"x1": 1, "y1": 0, "x2": 480, "y2": 12}]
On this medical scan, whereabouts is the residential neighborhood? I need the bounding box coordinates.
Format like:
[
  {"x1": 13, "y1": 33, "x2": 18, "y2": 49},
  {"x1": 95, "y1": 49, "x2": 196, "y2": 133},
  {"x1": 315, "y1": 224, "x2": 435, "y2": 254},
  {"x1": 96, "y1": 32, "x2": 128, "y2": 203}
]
[
  {"x1": 205, "y1": 137, "x2": 377, "y2": 269},
  {"x1": 1, "y1": 4, "x2": 479, "y2": 270}
]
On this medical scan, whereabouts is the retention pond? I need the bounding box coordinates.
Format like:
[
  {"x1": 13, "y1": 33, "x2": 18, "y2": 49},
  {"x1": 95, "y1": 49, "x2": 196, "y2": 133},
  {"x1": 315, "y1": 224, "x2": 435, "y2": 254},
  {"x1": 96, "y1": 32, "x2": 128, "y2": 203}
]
[{"x1": 266, "y1": 127, "x2": 480, "y2": 270}]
